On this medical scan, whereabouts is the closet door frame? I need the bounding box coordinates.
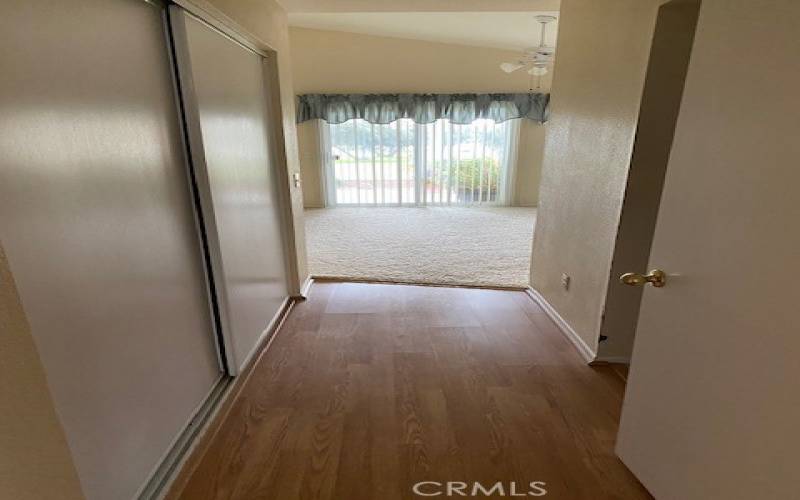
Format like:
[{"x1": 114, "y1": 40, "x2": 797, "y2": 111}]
[
  {"x1": 168, "y1": 5, "x2": 297, "y2": 375},
  {"x1": 139, "y1": 3, "x2": 302, "y2": 495},
  {"x1": 170, "y1": 0, "x2": 302, "y2": 298}
]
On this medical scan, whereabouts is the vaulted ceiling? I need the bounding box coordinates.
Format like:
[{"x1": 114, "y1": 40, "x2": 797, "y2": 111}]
[
  {"x1": 288, "y1": 11, "x2": 559, "y2": 51},
  {"x1": 278, "y1": 0, "x2": 559, "y2": 12}
]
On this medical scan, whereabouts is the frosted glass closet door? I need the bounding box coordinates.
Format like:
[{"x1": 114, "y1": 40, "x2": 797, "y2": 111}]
[{"x1": 171, "y1": 9, "x2": 289, "y2": 374}]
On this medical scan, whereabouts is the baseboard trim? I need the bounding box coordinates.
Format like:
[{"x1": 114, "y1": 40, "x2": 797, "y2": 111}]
[
  {"x1": 236, "y1": 296, "x2": 292, "y2": 375},
  {"x1": 152, "y1": 297, "x2": 296, "y2": 500},
  {"x1": 137, "y1": 374, "x2": 230, "y2": 500},
  {"x1": 525, "y1": 287, "x2": 597, "y2": 364},
  {"x1": 296, "y1": 275, "x2": 314, "y2": 298},
  {"x1": 311, "y1": 274, "x2": 527, "y2": 292},
  {"x1": 592, "y1": 356, "x2": 631, "y2": 364}
]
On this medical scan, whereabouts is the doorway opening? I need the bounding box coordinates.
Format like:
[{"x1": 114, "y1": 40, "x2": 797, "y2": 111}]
[
  {"x1": 597, "y1": 0, "x2": 701, "y2": 362},
  {"x1": 293, "y1": 12, "x2": 556, "y2": 287}
]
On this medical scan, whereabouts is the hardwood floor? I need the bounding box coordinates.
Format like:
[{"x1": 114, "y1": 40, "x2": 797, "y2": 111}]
[{"x1": 168, "y1": 282, "x2": 651, "y2": 499}]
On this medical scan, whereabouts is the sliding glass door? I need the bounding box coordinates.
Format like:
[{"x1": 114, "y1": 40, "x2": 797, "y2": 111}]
[
  {"x1": 327, "y1": 118, "x2": 416, "y2": 205},
  {"x1": 324, "y1": 118, "x2": 519, "y2": 206}
]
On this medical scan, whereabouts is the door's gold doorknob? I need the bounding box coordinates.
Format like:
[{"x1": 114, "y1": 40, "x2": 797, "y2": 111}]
[{"x1": 620, "y1": 269, "x2": 666, "y2": 287}]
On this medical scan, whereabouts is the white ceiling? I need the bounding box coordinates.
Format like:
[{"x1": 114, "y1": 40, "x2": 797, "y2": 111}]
[
  {"x1": 279, "y1": 0, "x2": 560, "y2": 13},
  {"x1": 288, "y1": 11, "x2": 560, "y2": 52}
]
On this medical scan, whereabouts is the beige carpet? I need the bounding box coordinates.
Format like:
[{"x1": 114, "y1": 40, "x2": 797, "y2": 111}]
[{"x1": 304, "y1": 207, "x2": 536, "y2": 288}]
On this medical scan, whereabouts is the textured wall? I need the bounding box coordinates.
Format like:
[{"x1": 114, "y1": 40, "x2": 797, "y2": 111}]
[
  {"x1": 0, "y1": 244, "x2": 84, "y2": 500},
  {"x1": 530, "y1": 0, "x2": 661, "y2": 355},
  {"x1": 191, "y1": 0, "x2": 309, "y2": 286},
  {"x1": 288, "y1": 27, "x2": 549, "y2": 208}
]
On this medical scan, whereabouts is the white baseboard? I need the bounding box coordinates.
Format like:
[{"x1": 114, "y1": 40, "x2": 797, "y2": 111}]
[
  {"x1": 297, "y1": 275, "x2": 314, "y2": 298},
  {"x1": 593, "y1": 355, "x2": 631, "y2": 364},
  {"x1": 525, "y1": 287, "x2": 596, "y2": 363},
  {"x1": 236, "y1": 297, "x2": 292, "y2": 375}
]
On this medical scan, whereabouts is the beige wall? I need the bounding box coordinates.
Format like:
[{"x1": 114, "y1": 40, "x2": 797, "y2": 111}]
[
  {"x1": 188, "y1": 0, "x2": 309, "y2": 286},
  {"x1": 530, "y1": 0, "x2": 662, "y2": 356},
  {"x1": 289, "y1": 27, "x2": 549, "y2": 207},
  {"x1": 0, "y1": 244, "x2": 84, "y2": 500}
]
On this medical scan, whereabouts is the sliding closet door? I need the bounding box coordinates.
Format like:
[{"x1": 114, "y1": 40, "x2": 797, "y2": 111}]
[
  {"x1": 171, "y1": 10, "x2": 289, "y2": 374},
  {"x1": 0, "y1": 1, "x2": 222, "y2": 499}
]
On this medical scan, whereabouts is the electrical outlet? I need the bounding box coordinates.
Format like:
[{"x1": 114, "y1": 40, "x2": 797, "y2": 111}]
[{"x1": 561, "y1": 273, "x2": 571, "y2": 290}]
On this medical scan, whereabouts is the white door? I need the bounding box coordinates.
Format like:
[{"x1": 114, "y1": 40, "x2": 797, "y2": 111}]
[
  {"x1": 170, "y1": 9, "x2": 289, "y2": 374},
  {"x1": 616, "y1": 2, "x2": 800, "y2": 499}
]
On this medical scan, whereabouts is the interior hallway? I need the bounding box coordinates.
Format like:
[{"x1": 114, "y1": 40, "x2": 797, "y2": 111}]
[
  {"x1": 168, "y1": 282, "x2": 650, "y2": 500},
  {"x1": 305, "y1": 207, "x2": 537, "y2": 288}
]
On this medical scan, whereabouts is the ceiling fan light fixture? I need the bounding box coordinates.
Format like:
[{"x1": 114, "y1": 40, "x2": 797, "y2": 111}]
[
  {"x1": 500, "y1": 15, "x2": 557, "y2": 77},
  {"x1": 500, "y1": 61, "x2": 525, "y2": 73}
]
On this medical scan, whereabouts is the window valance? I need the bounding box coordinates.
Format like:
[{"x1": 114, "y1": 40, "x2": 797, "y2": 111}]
[{"x1": 296, "y1": 93, "x2": 549, "y2": 125}]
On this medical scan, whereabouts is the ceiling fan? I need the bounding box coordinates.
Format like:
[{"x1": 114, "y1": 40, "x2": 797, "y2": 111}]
[{"x1": 500, "y1": 15, "x2": 557, "y2": 78}]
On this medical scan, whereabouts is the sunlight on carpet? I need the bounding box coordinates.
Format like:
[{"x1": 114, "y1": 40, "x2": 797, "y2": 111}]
[{"x1": 305, "y1": 207, "x2": 536, "y2": 288}]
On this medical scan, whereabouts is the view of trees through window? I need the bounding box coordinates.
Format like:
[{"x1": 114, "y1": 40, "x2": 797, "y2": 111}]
[{"x1": 328, "y1": 118, "x2": 516, "y2": 205}]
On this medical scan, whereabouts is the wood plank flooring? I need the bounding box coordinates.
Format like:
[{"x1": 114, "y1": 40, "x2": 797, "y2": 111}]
[{"x1": 169, "y1": 282, "x2": 651, "y2": 499}]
